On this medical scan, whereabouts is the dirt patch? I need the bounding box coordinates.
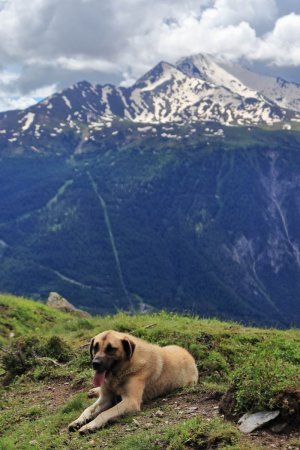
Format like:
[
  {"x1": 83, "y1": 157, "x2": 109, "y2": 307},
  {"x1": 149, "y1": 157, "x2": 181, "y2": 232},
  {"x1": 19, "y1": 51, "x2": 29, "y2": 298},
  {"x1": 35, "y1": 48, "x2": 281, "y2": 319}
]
[
  {"x1": 2, "y1": 379, "x2": 87, "y2": 412},
  {"x1": 219, "y1": 387, "x2": 237, "y2": 420},
  {"x1": 275, "y1": 388, "x2": 300, "y2": 425},
  {"x1": 34, "y1": 381, "x2": 86, "y2": 410},
  {"x1": 247, "y1": 428, "x2": 300, "y2": 450}
]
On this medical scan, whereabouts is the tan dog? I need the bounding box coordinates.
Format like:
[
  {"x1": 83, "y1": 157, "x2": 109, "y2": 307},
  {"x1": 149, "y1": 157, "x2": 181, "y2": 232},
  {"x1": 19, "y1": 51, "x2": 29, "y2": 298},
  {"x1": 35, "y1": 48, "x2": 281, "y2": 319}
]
[{"x1": 68, "y1": 330, "x2": 198, "y2": 434}]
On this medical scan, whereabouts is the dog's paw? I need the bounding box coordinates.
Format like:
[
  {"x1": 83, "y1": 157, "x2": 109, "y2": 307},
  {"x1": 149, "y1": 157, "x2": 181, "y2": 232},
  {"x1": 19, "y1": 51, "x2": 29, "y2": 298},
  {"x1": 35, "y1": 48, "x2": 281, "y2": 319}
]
[
  {"x1": 87, "y1": 387, "x2": 101, "y2": 398},
  {"x1": 68, "y1": 421, "x2": 82, "y2": 432},
  {"x1": 78, "y1": 425, "x2": 94, "y2": 435}
]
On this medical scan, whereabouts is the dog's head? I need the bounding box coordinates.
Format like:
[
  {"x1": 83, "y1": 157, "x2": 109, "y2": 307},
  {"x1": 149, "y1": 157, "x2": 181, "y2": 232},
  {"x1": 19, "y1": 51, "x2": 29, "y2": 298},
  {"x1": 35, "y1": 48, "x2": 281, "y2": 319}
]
[{"x1": 89, "y1": 330, "x2": 136, "y2": 386}]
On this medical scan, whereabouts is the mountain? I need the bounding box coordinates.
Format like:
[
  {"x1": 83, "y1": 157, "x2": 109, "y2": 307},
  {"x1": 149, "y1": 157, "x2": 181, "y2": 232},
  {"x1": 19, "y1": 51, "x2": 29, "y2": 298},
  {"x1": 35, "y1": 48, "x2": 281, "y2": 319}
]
[
  {"x1": 1, "y1": 54, "x2": 300, "y2": 158},
  {"x1": 1, "y1": 54, "x2": 300, "y2": 327}
]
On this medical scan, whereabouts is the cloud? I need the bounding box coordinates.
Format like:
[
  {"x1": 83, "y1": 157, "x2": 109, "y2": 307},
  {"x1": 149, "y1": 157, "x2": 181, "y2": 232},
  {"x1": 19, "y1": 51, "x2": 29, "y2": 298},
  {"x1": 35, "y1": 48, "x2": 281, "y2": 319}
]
[
  {"x1": 0, "y1": 0, "x2": 300, "y2": 111},
  {"x1": 0, "y1": 74, "x2": 56, "y2": 111},
  {"x1": 254, "y1": 13, "x2": 300, "y2": 65},
  {"x1": 201, "y1": 0, "x2": 277, "y2": 30}
]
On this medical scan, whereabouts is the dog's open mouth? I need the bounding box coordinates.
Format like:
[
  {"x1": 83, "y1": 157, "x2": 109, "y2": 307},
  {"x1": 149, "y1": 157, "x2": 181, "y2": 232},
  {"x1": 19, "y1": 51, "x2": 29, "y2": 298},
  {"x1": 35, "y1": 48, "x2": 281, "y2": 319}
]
[{"x1": 93, "y1": 371, "x2": 106, "y2": 387}]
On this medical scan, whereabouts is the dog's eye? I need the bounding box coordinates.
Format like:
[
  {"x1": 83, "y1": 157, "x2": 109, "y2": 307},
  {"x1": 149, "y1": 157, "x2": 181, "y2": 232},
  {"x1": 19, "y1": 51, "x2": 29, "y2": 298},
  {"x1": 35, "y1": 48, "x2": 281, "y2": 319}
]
[
  {"x1": 93, "y1": 342, "x2": 99, "y2": 354},
  {"x1": 105, "y1": 344, "x2": 117, "y2": 354}
]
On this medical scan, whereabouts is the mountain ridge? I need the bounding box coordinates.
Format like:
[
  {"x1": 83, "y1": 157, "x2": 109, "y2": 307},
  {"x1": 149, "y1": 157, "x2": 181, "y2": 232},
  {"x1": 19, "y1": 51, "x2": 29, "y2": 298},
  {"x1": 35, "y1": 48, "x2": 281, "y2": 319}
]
[{"x1": 1, "y1": 53, "x2": 300, "y2": 157}]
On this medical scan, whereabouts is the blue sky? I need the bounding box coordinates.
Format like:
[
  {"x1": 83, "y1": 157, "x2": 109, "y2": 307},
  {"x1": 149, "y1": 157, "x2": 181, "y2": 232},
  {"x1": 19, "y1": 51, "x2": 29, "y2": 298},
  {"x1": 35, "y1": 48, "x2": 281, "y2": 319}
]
[{"x1": 1, "y1": 0, "x2": 300, "y2": 111}]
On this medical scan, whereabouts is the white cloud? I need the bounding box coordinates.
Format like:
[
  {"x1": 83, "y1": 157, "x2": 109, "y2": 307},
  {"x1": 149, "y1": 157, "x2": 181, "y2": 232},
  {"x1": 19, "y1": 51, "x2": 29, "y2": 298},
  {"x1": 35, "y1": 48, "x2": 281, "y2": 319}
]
[
  {"x1": 0, "y1": 0, "x2": 300, "y2": 111},
  {"x1": 128, "y1": 16, "x2": 259, "y2": 66},
  {"x1": 201, "y1": 0, "x2": 277, "y2": 29},
  {"x1": 0, "y1": 96, "x2": 36, "y2": 111},
  {"x1": 254, "y1": 13, "x2": 300, "y2": 65}
]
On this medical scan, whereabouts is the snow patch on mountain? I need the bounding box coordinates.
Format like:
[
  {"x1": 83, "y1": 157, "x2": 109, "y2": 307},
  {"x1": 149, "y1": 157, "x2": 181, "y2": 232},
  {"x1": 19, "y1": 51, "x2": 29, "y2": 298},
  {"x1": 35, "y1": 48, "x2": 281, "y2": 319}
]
[
  {"x1": 22, "y1": 112, "x2": 35, "y2": 131},
  {"x1": 62, "y1": 96, "x2": 72, "y2": 109}
]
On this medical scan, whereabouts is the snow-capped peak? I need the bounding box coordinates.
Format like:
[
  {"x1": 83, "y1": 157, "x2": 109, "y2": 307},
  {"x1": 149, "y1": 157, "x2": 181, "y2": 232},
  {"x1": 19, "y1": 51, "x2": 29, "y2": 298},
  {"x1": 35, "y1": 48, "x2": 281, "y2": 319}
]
[
  {"x1": 177, "y1": 53, "x2": 300, "y2": 113},
  {"x1": 1, "y1": 53, "x2": 300, "y2": 156},
  {"x1": 177, "y1": 54, "x2": 263, "y2": 99}
]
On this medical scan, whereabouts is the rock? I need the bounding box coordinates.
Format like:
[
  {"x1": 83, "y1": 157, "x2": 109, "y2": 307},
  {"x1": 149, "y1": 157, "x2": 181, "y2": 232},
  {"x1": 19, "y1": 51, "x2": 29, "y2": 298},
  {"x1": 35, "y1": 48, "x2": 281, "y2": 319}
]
[
  {"x1": 238, "y1": 410, "x2": 280, "y2": 433},
  {"x1": 47, "y1": 292, "x2": 90, "y2": 317},
  {"x1": 186, "y1": 406, "x2": 198, "y2": 412},
  {"x1": 132, "y1": 418, "x2": 140, "y2": 426},
  {"x1": 155, "y1": 410, "x2": 164, "y2": 417}
]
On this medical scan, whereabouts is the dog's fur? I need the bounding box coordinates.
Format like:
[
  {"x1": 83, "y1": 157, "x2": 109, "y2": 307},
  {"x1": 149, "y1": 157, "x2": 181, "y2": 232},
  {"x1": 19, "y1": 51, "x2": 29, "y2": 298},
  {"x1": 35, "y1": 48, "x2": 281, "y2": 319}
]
[{"x1": 68, "y1": 330, "x2": 198, "y2": 434}]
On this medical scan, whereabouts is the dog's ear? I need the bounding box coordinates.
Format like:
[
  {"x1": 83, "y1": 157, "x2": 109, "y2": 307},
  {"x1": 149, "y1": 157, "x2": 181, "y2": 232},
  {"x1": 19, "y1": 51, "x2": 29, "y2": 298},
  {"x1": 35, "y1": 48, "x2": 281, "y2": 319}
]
[
  {"x1": 122, "y1": 338, "x2": 136, "y2": 360},
  {"x1": 89, "y1": 338, "x2": 95, "y2": 360}
]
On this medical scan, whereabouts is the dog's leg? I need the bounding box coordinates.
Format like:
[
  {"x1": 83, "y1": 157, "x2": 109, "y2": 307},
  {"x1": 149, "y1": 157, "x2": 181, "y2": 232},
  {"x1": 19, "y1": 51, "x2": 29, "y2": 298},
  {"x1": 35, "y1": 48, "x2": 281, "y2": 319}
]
[
  {"x1": 68, "y1": 392, "x2": 113, "y2": 432},
  {"x1": 78, "y1": 379, "x2": 144, "y2": 434},
  {"x1": 87, "y1": 386, "x2": 101, "y2": 398}
]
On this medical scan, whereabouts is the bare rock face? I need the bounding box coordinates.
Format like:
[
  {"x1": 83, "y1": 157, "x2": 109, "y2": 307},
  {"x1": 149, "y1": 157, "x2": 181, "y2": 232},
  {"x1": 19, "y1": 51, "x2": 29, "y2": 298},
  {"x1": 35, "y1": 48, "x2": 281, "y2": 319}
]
[{"x1": 47, "y1": 292, "x2": 90, "y2": 317}]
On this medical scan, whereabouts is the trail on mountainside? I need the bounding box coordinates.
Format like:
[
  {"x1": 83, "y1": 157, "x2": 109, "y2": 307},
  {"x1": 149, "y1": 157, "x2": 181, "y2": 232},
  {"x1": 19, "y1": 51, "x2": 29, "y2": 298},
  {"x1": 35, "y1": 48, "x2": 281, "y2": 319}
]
[{"x1": 87, "y1": 171, "x2": 134, "y2": 311}]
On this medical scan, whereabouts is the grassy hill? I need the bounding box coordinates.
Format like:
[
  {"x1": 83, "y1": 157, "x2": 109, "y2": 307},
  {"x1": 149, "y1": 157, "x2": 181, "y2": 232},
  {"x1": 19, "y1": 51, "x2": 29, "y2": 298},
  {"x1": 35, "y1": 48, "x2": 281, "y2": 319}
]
[{"x1": 0, "y1": 294, "x2": 299, "y2": 449}]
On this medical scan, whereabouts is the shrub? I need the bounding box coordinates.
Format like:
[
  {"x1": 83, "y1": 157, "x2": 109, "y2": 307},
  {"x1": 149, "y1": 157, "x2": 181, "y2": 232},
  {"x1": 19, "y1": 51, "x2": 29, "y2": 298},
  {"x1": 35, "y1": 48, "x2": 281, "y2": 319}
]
[
  {"x1": 1, "y1": 335, "x2": 72, "y2": 379},
  {"x1": 39, "y1": 336, "x2": 72, "y2": 363},
  {"x1": 231, "y1": 344, "x2": 299, "y2": 414},
  {"x1": 1, "y1": 336, "x2": 39, "y2": 376}
]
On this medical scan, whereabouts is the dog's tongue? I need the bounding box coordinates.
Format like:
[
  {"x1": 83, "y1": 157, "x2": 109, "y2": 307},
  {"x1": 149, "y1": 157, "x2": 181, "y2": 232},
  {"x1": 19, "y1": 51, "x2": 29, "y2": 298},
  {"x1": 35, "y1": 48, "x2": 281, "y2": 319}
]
[{"x1": 93, "y1": 371, "x2": 106, "y2": 387}]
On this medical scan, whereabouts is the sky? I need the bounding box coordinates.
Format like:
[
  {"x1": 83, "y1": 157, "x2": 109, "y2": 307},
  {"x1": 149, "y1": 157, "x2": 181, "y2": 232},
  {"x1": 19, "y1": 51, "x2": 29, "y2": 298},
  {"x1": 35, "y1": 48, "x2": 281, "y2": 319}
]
[{"x1": 1, "y1": 0, "x2": 300, "y2": 111}]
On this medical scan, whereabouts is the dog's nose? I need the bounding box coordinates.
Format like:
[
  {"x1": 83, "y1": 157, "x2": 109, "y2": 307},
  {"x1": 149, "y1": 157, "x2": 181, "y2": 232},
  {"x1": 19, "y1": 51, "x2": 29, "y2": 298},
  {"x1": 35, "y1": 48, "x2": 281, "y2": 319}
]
[{"x1": 92, "y1": 358, "x2": 106, "y2": 371}]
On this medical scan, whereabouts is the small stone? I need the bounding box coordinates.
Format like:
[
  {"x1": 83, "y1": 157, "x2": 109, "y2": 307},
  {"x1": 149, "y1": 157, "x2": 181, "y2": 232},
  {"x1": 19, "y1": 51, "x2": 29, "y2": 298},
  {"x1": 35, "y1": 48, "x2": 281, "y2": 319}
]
[
  {"x1": 88, "y1": 440, "x2": 97, "y2": 447},
  {"x1": 144, "y1": 422, "x2": 153, "y2": 428},
  {"x1": 186, "y1": 406, "x2": 198, "y2": 411},
  {"x1": 155, "y1": 410, "x2": 164, "y2": 417},
  {"x1": 132, "y1": 418, "x2": 140, "y2": 426},
  {"x1": 29, "y1": 441, "x2": 37, "y2": 445}
]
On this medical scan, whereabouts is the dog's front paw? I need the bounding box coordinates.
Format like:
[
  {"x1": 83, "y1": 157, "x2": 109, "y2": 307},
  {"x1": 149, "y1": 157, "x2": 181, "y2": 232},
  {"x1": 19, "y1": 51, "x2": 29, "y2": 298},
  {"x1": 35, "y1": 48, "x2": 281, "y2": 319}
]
[
  {"x1": 87, "y1": 387, "x2": 101, "y2": 398},
  {"x1": 68, "y1": 420, "x2": 83, "y2": 432},
  {"x1": 78, "y1": 424, "x2": 94, "y2": 435},
  {"x1": 78, "y1": 417, "x2": 104, "y2": 435}
]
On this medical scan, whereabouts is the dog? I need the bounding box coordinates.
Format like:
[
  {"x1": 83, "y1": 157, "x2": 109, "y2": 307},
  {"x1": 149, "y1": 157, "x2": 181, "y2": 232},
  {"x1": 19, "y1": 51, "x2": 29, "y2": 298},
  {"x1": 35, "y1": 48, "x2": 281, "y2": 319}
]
[{"x1": 68, "y1": 330, "x2": 198, "y2": 434}]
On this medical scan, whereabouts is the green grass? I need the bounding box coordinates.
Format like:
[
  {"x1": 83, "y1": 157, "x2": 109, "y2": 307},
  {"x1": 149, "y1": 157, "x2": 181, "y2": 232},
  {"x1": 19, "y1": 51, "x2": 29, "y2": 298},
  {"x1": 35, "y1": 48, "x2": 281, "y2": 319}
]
[
  {"x1": 116, "y1": 417, "x2": 240, "y2": 450},
  {"x1": 0, "y1": 294, "x2": 299, "y2": 449}
]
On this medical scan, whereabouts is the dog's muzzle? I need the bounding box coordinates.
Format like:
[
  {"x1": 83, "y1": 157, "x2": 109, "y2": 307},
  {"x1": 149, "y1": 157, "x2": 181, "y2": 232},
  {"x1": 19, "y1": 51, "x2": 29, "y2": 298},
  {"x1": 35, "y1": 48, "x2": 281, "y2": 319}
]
[{"x1": 92, "y1": 357, "x2": 108, "y2": 372}]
